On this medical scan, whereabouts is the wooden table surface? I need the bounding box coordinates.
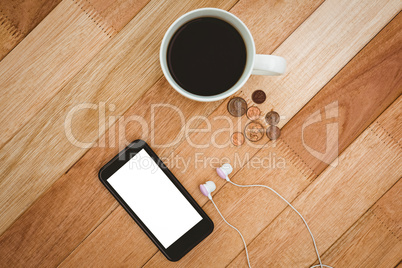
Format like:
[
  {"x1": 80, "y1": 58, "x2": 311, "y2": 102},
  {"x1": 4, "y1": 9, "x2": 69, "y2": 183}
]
[{"x1": 0, "y1": 0, "x2": 401, "y2": 267}]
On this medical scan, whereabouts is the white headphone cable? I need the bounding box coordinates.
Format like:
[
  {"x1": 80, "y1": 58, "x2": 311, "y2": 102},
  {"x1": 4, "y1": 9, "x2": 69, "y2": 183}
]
[
  {"x1": 210, "y1": 197, "x2": 252, "y2": 268},
  {"x1": 228, "y1": 180, "x2": 333, "y2": 268}
]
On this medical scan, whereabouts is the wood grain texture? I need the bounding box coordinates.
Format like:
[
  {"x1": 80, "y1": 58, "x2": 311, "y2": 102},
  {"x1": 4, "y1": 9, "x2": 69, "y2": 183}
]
[
  {"x1": 0, "y1": 12, "x2": 24, "y2": 60},
  {"x1": 88, "y1": 0, "x2": 151, "y2": 32},
  {"x1": 244, "y1": 0, "x2": 401, "y2": 130},
  {"x1": 373, "y1": 96, "x2": 402, "y2": 144},
  {"x1": 142, "y1": 11, "x2": 402, "y2": 268},
  {"x1": 0, "y1": 0, "x2": 400, "y2": 267},
  {"x1": 142, "y1": 0, "x2": 401, "y2": 241},
  {"x1": 58, "y1": 0, "x2": 400, "y2": 266},
  {"x1": 0, "y1": 0, "x2": 241, "y2": 236},
  {"x1": 315, "y1": 179, "x2": 401, "y2": 268},
  {"x1": 142, "y1": 143, "x2": 312, "y2": 267},
  {"x1": 0, "y1": 0, "x2": 117, "y2": 148},
  {"x1": 280, "y1": 11, "x2": 402, "y2": 175},
  {"x1": 0, "y1": 0, "x2": 150, "y2": 61},
  {"x1": 228, "y1": 98, "x2": 402, "y2": 267},
  {"x1": 0, "y1": 2, "x2": 326, "y2": 264},
  {"x1": 0, "y1": 0, "x2": 151, "y2": 148},
  {"x1": 0, "y1": 77, "x2": 220, "y2": 267},
  {"x1": 0, "y1": 0, "x2": 61, "y2": 59},
  {"x1": 0, "y1": 0, "x2": 326, "y2": 266},
  {"x1": 0, "y1": 0, "x2": 61, "y2": 37},
  {"x1": 0, "y1": 0, "x2": 152, "y2": 60}
]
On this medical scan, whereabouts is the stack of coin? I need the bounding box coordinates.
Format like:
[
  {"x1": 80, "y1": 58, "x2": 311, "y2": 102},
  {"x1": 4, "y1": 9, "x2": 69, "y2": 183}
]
[
  {"x1": 227, "y1": 97, "x2": 247, "y2": 146},
  {"x1": 265, "y1": 111, "x2": 281, "y2": 140}
]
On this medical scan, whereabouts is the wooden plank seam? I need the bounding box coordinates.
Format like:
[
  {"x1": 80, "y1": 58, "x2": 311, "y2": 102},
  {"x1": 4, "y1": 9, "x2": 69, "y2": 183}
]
[
  {"x1": 366, "y1": 118, "x2": 402, "y2": 246},
  {"x1": 369, "y1": 121, "x2": 401, "y2": 151},
  {"x1": 71, "y1": 0, "x2": 117, "y2": 37},
  {"x1": 0, "y1": 11, "x2": 23, "y2": 39},
  {"x1": 276, "y1": 138, "x2": 317, "y2": 181},
  {"x1": 307, "y1": 116, "x2": 402, "y2": 266},
  {"x1": 369, "y1": 209, "x2": 401, "y2": 242},
  {"x1": 233, "y1": 90, "x2": 317, "y2": 181}
]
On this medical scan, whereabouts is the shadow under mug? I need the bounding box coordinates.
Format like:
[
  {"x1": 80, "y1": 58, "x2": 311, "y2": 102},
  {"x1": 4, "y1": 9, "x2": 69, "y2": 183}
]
[{"x1": 160, "y1": 8, "x2": 286, "y2": 102}]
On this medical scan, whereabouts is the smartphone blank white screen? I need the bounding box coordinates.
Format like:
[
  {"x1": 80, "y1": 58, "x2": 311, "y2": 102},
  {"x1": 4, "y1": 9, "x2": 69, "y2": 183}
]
[{"x1": 107, "y1": 149, "x2": 202, "y2": 248}]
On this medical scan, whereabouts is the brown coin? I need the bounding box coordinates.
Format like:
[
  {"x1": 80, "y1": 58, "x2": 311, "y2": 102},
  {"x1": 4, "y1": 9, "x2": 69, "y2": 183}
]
[
  {"x1": 265, "y1": 111, "x2": 280, "y2": 125},
  {"x1": 251, "y1": 90, "x2": 266, "y2": 104},
  {"x1": 246, "y1": 106, "x2": 261, "y2": 120},
  {"x1": 266, "y1": 125, "x2": 281, "y2": 140},
  {"x1": 244, "y1": 121, "x2": 265, "y2": 142},
  {"x1": 227, "y1": 97, "x2": 247, "y2": 117},
  {"x1": 231, "y1": 132, "x2": 245, "y2": 146}
]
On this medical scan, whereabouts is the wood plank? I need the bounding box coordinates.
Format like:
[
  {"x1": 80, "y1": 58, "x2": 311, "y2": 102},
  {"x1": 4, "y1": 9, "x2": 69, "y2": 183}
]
[
  {"x1": 244, "y1": 0, "x2": 402, "y2": 130},
  {"x1": 87, "y1": 0, "x2": 151, "y2": 32},
  {"x1": 280, "y1": 12, "x2": 402, "y2": 175},
  {"x1": 372, "y1": 96, "x2": 402, "y2": 144},
  {"x1": 0, "y1": 77, "x2": 220, "y2": 267},
  {"x1": 0, "y1": 12, "x2": 24, "y2": 60},
  {"x1": 0, "y1": 0, "x2": 61, "y2": 60},
  {"x1": 228, "y1": 100, "x2": 402, "y2": 267},
  {"x1": 1, "y1": 0, "x2": 398, "y2": 264},
  {"x1": 313, "y1": 179, "x2": 401, "y2": 267},
  {"x1": 0, "y1": 0, "x2": 150, "y2": 147},
  {"x1": 59, "y1": 0, "x2": 401, "y2": 266},
  {"x1": 140, "y1": 143, "x2": 311, "y2": 267},
  {"x1": 0, "y1": 0, "x2": 151, "y2": 35},
  {"x1": 142, "y1": 0, "x2": 402, "y2": 202},
  {"x1": 0, "y1": 0, "x2": 61, "y2": 37},
  {"x1": 0, "y1": 0, "x2": 240, "y2": 235},
  {"x1": 143, "y1": 10, "x2": 402, "y2": 267},
  {"x1": 0, "y1": 0, "x2": 149, "y2": 61},
  {"x1": 0, "y1": 0, "x2": 152, "y2": 149},
  {"x1": 0, "y1": 0, "x2": 326, "y2": 266},
  {"x1": 0, "y1": 0, "x2": 117, "y2": 149}
]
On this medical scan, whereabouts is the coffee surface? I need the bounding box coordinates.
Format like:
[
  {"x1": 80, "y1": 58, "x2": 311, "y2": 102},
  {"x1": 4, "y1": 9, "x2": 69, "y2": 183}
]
[{"x1": 167, "y1": 17, "x2": 247, "y2": 96}]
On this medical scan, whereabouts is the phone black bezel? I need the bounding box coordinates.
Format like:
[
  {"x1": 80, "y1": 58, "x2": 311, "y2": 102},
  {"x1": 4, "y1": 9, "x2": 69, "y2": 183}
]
[{"x1": 98, "y1": 139, "x2": 214, "y2": 261}]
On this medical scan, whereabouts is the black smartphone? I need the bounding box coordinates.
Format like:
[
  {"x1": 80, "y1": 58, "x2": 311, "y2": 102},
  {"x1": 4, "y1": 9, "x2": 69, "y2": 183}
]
[{"x1": 98, "y1": 139, "x2": 214, "y2": 261}]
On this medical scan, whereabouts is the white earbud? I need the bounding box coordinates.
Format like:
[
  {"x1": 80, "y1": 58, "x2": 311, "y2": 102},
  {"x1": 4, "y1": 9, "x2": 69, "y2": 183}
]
[
  {"x1": 199, "y1": 181, "x2": 216, "y2": 199},
  {"x1": 216, "y1": 163, "x2": 233, "y2": 181},
  {"x1": 198, "y1": 163, "x2": 332, "y2": 268}
]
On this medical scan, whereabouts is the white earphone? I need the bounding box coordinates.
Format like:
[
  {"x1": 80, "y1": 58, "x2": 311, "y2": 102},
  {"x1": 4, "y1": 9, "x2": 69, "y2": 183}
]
[
  {"x1": 200, "y1": 164, "x2": 332, "y2": 268},
  {"x1": 216, "y1": 163, "x2": 233, "y2": 180},
  {"x1": 199, "y1": 181, "x2": 216, "y2": 199}
]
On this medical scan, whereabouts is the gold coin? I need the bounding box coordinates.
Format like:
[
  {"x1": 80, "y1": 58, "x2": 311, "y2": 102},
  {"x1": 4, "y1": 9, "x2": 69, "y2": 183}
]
[
  {"x1": 244, "y1": 121, "x2": 264, "y2": 142},
  {"x1": 227, "y1": 97, "x2": 247, "y2": 117},
  {"x1": 265, "y1": 111, "x2": 280, "y2": 125},
  {"x1": 231, "y1": 132, "x2": 245, "y2": 146},
  {"x1": 246, "y1": 106, "x2": 261, "y2": 120},
  {"x1": 266, "y1": 125, "x2": 281, "y2": 140}
]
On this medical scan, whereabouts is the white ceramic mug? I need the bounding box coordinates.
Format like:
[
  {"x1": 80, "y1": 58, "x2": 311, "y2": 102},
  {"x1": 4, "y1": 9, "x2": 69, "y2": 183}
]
[{"x1": 160, "y1": 8, "x2": 286, "y2": 102}]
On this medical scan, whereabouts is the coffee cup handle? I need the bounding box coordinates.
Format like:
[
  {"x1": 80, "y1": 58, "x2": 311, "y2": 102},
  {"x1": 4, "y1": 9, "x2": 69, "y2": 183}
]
[{"x1": 252, "y1": 54, "x2": 286, "y2": 76}]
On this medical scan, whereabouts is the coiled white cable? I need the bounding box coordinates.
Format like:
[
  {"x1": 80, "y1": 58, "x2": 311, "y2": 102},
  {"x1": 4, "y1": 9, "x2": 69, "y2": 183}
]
[{"x1": 211, "y1": 179, "x2": 333, "y2": 268}]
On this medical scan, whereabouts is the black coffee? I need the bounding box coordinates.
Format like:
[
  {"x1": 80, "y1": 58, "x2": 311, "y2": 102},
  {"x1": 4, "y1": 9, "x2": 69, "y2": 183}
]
[{"x1": 167, "y1": 17, "x2": 247, "y2": 96}]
